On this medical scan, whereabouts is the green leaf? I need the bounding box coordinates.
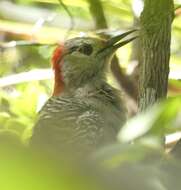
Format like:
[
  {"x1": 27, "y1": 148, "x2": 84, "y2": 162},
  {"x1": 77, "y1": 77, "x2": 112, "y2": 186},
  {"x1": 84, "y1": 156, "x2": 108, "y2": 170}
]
[{"x1": 118, "y1": 96, "x2": 181, "y2": 142}]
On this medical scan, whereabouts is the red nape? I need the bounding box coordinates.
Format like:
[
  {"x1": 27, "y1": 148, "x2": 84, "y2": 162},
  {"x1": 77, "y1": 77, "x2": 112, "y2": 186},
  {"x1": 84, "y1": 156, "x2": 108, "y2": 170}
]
[{"x1": 51, "y1": 45, "x2": 65, "y2": 96}]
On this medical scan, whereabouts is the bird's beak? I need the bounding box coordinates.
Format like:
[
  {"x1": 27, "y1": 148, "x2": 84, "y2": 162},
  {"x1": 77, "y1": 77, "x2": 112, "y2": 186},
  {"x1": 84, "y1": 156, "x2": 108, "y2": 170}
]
[{"x1": 97, "y1": 29, "x2": 138, "y2": 55}]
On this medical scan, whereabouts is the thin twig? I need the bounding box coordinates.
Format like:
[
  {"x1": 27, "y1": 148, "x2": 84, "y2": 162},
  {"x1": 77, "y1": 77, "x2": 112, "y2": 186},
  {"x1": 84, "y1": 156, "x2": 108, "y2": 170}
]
[
  {"x1": 0, "y1": 69, "x2": 53, "y2": 87},
  {"x1": 58, "y1": 0, "x2": 75, "y2": 39},
  {"x1": 0, "y1": 41, "x2": 57, "y2": 49},
  {"x1": 175, "y1": 5, "x2": 181, "y2": 17},
  {"x1": 175, "y1": 4, "x2": 181, "y2": 10}
]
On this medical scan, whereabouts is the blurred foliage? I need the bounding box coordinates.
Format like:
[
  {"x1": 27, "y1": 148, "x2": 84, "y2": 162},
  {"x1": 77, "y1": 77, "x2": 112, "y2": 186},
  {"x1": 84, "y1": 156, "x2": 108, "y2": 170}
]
[
  {"x1": 0, "y1": 0, "x2": 181, "y2": 189},
  {"x1": 0, "y1": 81, "x2": 50, "y2": 141},
  {"x1": 0, "y1": 139, "x2": 106, "y2": 190},
  {"x1": 119, "y1": 96, "x2": 181, "y2": 143}
]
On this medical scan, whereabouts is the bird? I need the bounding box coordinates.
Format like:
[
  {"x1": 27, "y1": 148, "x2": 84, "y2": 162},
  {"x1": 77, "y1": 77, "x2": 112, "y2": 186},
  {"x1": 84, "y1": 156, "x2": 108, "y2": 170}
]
[{"x1": 30, "y1": 30, "x2": 137, "y2": 157}]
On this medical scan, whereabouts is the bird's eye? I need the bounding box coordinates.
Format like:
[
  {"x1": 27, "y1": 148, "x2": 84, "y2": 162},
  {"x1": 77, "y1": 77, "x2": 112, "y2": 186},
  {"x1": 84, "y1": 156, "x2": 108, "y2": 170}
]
[{"x1": 78, "y1": 43, "x2": 93, "y2": 55}]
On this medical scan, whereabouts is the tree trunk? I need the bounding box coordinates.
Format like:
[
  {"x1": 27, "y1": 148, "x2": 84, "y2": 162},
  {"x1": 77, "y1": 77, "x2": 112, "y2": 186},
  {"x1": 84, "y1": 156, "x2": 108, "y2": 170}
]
[{"x1": 138, "y1": 0, "x2": 174, "y2": 111}]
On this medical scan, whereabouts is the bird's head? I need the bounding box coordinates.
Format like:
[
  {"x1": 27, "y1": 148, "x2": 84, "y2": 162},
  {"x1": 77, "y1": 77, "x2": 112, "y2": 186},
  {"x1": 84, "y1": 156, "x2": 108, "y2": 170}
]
[{"x1": 51, "y1": 30, "x2": 137, "y2": 96}]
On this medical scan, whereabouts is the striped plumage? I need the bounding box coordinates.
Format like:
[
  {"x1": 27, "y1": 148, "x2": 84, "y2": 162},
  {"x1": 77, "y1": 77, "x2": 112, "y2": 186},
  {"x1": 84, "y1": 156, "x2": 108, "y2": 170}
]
[
  {"x1": 31, "y1": 82, "x2": 126, "y2": 155},
  {"x1": 30, "y1": 31, "x2": 136, "y2": 157}
]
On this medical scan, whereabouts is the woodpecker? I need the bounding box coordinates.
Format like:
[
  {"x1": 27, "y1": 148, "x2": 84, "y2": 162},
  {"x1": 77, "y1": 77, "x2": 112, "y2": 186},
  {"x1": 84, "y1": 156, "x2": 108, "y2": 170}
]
[{"x1": 30, "y1": 30, "x2": 137, "y2": 156}]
